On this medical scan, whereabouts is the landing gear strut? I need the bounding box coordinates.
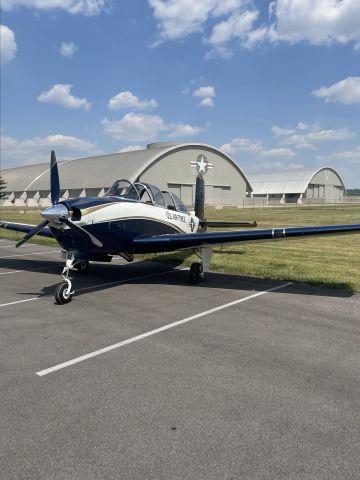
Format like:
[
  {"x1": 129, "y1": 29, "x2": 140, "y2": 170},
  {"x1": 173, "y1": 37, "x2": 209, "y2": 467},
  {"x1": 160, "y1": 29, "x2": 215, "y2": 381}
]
[
  {"x1": 55, "y1": 252, "x2": 75, "y2": 304},
  {"x1": 189, "y1": 247, "x2": 213, "y2": 285}
]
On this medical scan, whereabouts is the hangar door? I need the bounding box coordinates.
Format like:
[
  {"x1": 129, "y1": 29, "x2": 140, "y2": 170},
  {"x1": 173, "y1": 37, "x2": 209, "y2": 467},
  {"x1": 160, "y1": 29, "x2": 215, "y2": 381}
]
[{"x1": 168, "y1": 183, "x2": 194, "y2": 206}]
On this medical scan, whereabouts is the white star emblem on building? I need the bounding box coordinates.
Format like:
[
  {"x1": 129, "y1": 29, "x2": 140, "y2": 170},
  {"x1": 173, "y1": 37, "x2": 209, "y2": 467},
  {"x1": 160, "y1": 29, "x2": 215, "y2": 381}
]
[{"x1": 196, "y1": 155, "x2": 208, "y2": 174}]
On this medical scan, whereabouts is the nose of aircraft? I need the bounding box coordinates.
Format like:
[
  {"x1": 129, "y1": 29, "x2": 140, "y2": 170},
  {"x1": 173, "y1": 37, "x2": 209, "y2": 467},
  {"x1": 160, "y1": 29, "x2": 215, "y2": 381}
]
[{"x1": 41, "y1": 203, "x2": 70, "y2": 222}]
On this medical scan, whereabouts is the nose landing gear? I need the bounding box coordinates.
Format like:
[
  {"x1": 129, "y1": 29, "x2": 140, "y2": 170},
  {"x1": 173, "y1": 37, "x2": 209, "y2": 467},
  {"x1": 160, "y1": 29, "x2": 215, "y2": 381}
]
[{"x1": 55, "y1": 252, "x2": 76, "y2": 304}]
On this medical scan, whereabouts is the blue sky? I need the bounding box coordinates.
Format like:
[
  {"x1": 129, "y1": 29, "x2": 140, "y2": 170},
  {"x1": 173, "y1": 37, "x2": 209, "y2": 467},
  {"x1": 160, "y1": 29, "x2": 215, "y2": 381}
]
[{"x1": 1, "y1": 0, "x2": 360, "y2": 187}]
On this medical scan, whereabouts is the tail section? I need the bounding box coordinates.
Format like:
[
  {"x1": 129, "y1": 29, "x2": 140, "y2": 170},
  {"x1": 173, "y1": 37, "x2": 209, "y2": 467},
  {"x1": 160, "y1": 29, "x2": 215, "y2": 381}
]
[{"x1": 193, "y1": 173, "x2": 257, "y2": 229}]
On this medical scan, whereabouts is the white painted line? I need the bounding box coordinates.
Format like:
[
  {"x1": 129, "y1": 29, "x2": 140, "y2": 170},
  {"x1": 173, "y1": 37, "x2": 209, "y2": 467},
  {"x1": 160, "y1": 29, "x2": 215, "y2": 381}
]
[
  {"x1": 0, "y1": 297, "x2": 41, "y2": 308},
  {"x1": 0, "y1": 267, "x2": 188, "y2": 309},
  {"x1": 36, "y1": 282, "x2": 292, "y2": 376},
  {"x1": 0, "y1": 250, "x2": 60, "y2": 259}
]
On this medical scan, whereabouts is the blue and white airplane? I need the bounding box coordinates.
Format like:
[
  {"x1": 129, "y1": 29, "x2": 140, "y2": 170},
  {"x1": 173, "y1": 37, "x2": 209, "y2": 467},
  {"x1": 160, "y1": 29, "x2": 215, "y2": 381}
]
[{"x1": 1, "y1": 151, "x2": 360, "y2": 305}]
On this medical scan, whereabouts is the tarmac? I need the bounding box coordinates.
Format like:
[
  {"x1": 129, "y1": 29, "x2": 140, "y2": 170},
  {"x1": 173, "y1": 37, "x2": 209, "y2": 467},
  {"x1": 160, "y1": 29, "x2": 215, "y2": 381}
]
[{"x1": 0, "y1": 239, "x2": 359, "y2": 480}]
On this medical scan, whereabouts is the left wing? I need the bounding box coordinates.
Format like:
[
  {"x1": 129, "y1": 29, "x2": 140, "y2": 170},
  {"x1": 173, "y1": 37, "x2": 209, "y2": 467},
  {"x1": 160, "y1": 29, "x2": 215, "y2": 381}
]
[
  {"x1": 132, "y1": 223, "x2": 360, "y2": 253},
  {"x1": 0, "y1": 221, "x2": 54, "y2": 238}
]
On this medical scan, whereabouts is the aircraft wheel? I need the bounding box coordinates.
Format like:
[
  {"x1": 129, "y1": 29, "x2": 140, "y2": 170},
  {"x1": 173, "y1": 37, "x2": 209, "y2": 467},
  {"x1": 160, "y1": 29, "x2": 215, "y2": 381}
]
[
  {"x1": 189, "y1": 262, "x2": 204, "y2": 284},
  {"x1": 74, "y1": 260, "x2": 89, "y2": 273},
  {"x1": 55, "y1": 282, "x2": 73, "y2": 305}
]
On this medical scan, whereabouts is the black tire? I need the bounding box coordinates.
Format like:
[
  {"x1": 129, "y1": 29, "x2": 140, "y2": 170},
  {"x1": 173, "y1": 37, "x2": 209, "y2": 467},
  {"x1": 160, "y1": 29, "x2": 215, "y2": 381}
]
[
  {"x1": 189, "y1": 262, "x2": 203, "y2": 284},
  {"x1": 55, "y1": 282, "x2": 73, "y2": 305},
  {"x1": 74, "y1": 260, "x2": 89, "y2": 273}
]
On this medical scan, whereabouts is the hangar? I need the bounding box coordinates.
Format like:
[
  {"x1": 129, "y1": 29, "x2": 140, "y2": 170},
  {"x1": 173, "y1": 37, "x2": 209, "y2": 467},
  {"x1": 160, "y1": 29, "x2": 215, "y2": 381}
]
[
  {"x1": 248, "y1": 167, "x2": 345, "y2": 204},
  {"x1": 1, "y1": 142, "x2": 252, "y2": 208}
]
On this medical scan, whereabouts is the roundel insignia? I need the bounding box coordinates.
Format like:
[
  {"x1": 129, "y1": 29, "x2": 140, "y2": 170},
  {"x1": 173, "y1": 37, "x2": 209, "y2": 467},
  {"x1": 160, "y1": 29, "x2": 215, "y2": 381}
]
[
  {"x1": 190, "y1": 154, "x2": 214, "y2": 174},
  {"x1": 196, "y1": 154, "x2": 209, "y2": 174}
]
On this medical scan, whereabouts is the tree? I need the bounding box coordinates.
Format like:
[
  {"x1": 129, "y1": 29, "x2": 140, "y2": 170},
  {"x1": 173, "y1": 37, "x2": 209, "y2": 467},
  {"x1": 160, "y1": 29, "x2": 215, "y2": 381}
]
[{"x1": 0, "y1": 176, "x2": 7, "y2": 199}]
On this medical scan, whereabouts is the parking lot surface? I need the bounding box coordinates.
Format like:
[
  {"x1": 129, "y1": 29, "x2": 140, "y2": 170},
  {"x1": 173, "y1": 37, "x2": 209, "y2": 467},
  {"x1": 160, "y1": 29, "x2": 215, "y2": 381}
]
[{"x1": 1, "y1": 239, "x2": 359, "y2": 479}]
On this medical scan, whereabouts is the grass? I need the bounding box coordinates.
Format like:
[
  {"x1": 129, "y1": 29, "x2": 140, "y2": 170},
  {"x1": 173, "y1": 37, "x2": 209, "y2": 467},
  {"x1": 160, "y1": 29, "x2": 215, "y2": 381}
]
[{"x1": 1, "y1": 206, "x2": 360, "y2": 293}]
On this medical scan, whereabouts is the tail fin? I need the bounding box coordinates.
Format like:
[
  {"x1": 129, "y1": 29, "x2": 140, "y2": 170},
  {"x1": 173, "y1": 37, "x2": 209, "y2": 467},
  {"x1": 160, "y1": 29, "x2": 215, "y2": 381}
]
[{"x1": 194, "y1": 172, "x2": 257, "y2": 229}]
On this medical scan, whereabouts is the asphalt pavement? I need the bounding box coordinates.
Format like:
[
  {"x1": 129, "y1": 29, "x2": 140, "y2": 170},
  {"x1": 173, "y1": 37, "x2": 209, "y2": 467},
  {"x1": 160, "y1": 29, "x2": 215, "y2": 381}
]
[{"x1": 0, "y1": 239, "x2": 359, "y2": 480}]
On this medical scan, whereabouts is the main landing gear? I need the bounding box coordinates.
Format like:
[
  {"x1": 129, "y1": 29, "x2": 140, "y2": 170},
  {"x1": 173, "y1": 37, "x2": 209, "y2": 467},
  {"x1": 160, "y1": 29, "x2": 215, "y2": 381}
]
[
  {"x1": 54, "y1": 253, "x2": 90, "y2": 304},
  {"x1": 189, "y1": 247, "x2": 213, "y2": 285}
]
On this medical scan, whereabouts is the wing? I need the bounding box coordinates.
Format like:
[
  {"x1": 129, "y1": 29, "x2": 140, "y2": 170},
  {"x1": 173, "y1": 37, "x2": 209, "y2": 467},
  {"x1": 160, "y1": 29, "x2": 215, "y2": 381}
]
[
  {"x1": 0, "y1": 221, "x2": 54, "y2": 238},
  {"x1": 132, "y1": 223, "x2": 360, "y2": 253}
]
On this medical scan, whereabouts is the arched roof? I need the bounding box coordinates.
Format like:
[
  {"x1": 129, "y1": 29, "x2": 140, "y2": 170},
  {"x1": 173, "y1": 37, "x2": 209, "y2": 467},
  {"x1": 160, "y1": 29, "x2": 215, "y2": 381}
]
[
  {"x1": 248, "y1": 167, "x2": 345, "y2": 195},
  {"x1": 2, "y1": 142, "x2": 252, "y2": 193}
]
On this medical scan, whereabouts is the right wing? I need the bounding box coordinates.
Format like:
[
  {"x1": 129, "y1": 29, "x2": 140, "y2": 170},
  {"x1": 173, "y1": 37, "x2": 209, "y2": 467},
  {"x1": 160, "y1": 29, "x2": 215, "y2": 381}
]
[{"x1": 132, "y1": 223, "x2": 360, "y2": 253}]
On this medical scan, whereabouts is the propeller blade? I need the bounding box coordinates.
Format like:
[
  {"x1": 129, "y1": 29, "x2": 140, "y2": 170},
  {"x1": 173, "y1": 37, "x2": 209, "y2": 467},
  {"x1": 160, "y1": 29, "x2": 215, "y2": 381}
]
[
  {"x1": 16, "y1": 220, "x2": 49, "y2": 248},
  {"x1": 62, "y1": 218, "x2": 103, "y2": 248},
  {"x1": 50, "y1": 150, "x2": 60, "y2": 205},
  {"x1": 194, "y1": 173, "x2": 205, "y2": 223}
]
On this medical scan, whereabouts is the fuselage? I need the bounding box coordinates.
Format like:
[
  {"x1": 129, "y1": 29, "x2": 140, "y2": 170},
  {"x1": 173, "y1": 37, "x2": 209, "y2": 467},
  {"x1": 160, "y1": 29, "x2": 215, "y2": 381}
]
[{"x1": 47, "y1": 195, "x2": 200, "y2": 258}]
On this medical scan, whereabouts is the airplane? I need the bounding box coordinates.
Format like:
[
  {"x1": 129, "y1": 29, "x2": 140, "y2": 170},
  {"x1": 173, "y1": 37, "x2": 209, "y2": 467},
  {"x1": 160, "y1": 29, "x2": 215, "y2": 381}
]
[{"x1": 1, "y1": 150, "x2": 360, "y2": 305}]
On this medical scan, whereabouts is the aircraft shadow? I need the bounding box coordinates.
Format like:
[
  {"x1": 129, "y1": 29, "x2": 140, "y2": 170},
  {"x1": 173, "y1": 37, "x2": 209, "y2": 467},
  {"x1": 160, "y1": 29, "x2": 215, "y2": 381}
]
[{"x1": 2, "y1": 256, "x2": 354, "y2": 300}]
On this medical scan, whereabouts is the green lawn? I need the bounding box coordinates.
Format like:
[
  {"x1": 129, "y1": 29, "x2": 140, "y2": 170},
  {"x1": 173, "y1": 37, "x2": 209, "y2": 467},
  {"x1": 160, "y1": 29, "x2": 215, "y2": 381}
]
[{"x1": 1, "y1": 206, "x2": 359, "y2": 293}]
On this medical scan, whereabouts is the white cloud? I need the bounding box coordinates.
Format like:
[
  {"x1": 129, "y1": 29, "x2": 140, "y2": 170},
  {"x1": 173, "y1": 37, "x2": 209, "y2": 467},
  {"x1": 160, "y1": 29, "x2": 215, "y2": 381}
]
[
  {"x1": 149, "y1": 0, "x2": 248, "y2": 44},
  {"x1": 149, "y1": 0, "x2": 360, "y2": 56},
  {"x1": 1, "y1": 132, "x2": 102, "y2": 167},
  {"x1": 199, "y1": 97, "x2": 214, "y2": 107},
  {"x1": 312, "y1": 77, "x2": 360, "y2": 105},
  {"x1": 272, "y1": 122, "x2": 353, "y2": 150},
  {"x1": 102, "y1": 113, "x2": 167, "y2": 142},
  {"x1": 37, "y1": 84, "x2": 92, "y2": 111},
  {"x1": 168, "y1": 123, "x2": 203, "y2": 137},
  {"x1": 118, "y1": 145, "x2": 145, "y2": 153},
  {"x1": 267, "y1": 0, "x2": 360, "y2": 49},
  {"x1": 60, "y1": 41, "x2": 78, "y2": 58},
  {"x1": 102, "y1": 112, "x2": 203, "y2": 142},
  {"x1": 247, "y1": 161, "x2": 304, "y2": 172},
  {"x1": 207, "y1": 8, "x2": 259, "y2": 56},
  {"x1": 1, "y1": 0, "x2": 109, "y2": 16},
  {"x1": 193, "y1": 85, "x2": 216, "y2": 107},
  {"x1": 0, "y1": 25, "x2": 17, "y2": 64},
  {"x1": 271, "y1": 125, "x2": 296, "y2": 137},
  {"x1": 220, "y1": 137, "x2": 295, "y2": 159},
  {"x1": 193, "y1": 86, "x2": 215, "y2": 98},
  {"x1": 316, "y1": 146, "x2": 360, "y2": 163},
  {"x1": 108, "y1": 91, "x2": 158, "y2": 110}
]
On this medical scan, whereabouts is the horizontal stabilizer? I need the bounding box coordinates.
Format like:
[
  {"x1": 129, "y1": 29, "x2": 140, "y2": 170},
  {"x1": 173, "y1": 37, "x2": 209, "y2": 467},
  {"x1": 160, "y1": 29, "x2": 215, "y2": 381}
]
[{"x1": 201, "y1": 221, "x2": 257, "y2": 228}]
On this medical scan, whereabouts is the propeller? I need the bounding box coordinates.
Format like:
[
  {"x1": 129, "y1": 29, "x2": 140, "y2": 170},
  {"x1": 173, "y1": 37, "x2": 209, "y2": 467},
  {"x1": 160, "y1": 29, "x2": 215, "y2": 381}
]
[
  {"x1": 61, "y1": 218, "x2": 103, "y2": 248},
  {"x1": 194, "y1": 174, "x2": 206, "y2": 230},
  {"x1": 50, "y1": 150, "x2": 60, "y2": 205},
  {"x1": 15, "y1": 220, "x2": 49, "y2": 248},
  {"x1": 193, "y1": 172, "x2": 257, "y2": 230},
  {"x1": 16, "y1": 150, "x2": 103, "y2": 248}
]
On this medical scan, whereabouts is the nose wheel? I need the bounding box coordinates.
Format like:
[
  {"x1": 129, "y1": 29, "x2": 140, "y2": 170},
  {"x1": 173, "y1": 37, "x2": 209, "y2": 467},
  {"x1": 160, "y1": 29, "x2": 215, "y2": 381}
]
[
  {"x1": 55, "y1": 252, "x2": 75, "y2": 304},
  {"x1": 55, "y1": 281, "x2": 74, "y2": 304}
]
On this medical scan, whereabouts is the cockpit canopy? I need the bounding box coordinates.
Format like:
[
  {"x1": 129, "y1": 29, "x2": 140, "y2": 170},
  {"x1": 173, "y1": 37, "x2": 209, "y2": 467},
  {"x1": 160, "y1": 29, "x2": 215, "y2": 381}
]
[{"x1": 105, "y1": 179, "x2": 189, "y2": 214}]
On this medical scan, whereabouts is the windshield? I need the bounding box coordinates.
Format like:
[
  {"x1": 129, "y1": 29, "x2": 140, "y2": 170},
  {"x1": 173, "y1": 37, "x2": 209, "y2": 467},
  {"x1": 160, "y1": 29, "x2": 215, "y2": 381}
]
[
  {"x1": 171, "y1": 193, "x2": 189, "y2": 214},
  {"x1": 134, "y1": 182, "x2": 166, "y2": 207},
  {"x1": 105, "y1": 180, "x2": 139, "y2": 200}
]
